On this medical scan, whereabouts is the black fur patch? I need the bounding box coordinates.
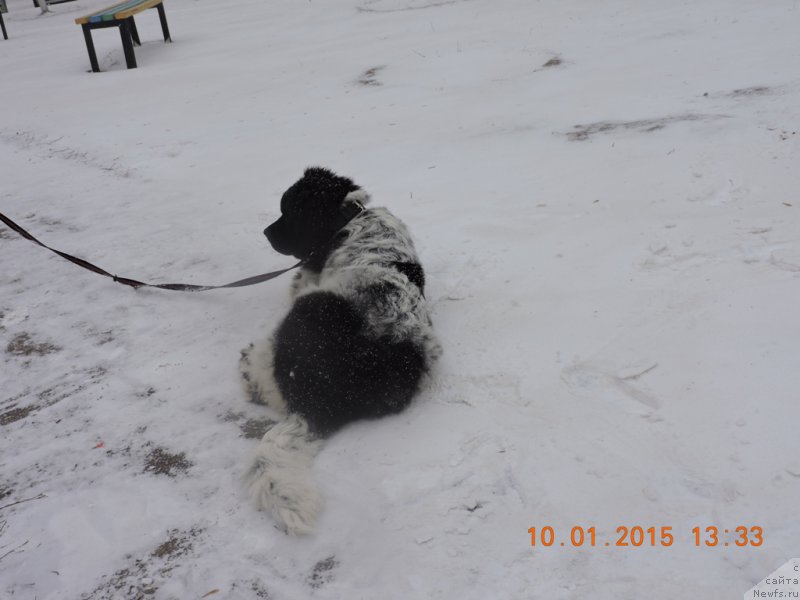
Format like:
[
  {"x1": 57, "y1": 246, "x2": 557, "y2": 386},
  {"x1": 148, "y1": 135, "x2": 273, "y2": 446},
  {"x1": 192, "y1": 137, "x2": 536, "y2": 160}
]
[
  {"x1": 273, "y1": 292, "x2": 425, "y2": 437},
  {"x1": 391, "y1": 261, "x2": 425, "y2": 294}
]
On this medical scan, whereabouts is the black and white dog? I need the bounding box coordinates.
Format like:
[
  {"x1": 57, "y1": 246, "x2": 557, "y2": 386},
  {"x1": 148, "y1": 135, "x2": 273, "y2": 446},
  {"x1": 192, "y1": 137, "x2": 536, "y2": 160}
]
[{"x1": 240, "y1": 167, "x2": 441, "y2": 534}]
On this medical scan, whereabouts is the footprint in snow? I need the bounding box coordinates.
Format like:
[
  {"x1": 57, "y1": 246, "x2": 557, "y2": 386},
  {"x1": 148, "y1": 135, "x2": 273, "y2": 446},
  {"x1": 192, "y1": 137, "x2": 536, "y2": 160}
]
[{"x1": 561, "y1": 360, "x2": 660, "y2": 414}]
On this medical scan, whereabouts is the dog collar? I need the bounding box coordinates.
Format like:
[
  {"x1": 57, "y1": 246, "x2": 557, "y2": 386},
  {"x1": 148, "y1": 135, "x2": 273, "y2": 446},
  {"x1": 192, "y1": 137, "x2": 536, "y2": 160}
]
[
  {"x1": 331, "y1": 198, "x2": 366, "y2": 233},
  {"x1": 303, "y1": 198, "x2": 366, "y2": 267}
]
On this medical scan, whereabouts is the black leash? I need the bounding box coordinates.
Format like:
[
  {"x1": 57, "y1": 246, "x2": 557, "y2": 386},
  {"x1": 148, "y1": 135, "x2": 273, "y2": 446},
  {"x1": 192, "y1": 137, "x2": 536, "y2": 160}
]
[{"x1": 0, "y1": 210, "x2": 303, "y2": 292}]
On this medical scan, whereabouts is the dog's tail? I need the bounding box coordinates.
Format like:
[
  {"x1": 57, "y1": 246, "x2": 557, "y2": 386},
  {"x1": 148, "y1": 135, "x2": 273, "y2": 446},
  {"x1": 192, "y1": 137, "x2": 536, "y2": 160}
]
[{"x1": 244, "y1": 414, "x2": 322, "y2": 535}]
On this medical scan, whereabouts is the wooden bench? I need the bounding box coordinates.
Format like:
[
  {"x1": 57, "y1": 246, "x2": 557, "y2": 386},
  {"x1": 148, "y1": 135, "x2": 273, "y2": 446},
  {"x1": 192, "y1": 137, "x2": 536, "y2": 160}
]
[{"x1": 75, "y1": 0, "x2": 171, "y2": 72}]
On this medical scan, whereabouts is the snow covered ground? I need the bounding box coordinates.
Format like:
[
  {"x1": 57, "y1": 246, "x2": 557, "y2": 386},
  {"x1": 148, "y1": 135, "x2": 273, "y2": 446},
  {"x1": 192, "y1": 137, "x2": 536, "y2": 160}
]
[{"x1": 2, "y1": 0, "x2": 799, "y2": 597}]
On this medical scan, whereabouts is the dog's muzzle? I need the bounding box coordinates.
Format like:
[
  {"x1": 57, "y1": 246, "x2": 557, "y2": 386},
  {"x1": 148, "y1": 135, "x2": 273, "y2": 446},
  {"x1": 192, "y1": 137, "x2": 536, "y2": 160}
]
[{"x1": 264, "y1": 222, "x2": 293, "y2": 256}]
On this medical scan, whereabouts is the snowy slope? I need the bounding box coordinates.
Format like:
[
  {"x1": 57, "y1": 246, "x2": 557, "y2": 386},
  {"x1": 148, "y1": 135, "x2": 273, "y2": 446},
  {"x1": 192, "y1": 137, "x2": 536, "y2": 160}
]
[{"x1": 2, "y1": 0, "x2": 799, "y2": 598}]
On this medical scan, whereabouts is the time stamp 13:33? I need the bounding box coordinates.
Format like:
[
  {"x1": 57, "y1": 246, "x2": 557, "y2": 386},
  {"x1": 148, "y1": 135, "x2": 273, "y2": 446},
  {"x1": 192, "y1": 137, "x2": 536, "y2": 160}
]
[{"x1": 528, "y1": 525, "x2": 764, "y2": 548}]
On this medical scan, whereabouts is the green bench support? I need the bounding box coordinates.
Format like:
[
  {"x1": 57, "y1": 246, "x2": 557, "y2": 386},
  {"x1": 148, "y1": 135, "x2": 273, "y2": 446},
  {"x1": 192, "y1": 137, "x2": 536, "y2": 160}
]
[{"x1": 75, "y1": 0, "x2": 171, "y2": 72}]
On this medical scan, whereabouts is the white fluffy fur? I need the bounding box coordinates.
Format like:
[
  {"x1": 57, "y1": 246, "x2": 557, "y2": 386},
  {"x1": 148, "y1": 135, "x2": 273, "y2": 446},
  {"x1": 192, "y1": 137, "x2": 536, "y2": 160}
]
[
  {"x1": 241, "y1": 340, "x2": 320, "y2": 533},
  {"x1": 244, "y1": 414, "x2": 322, "y2": 535},
  {"x1": 344, "y1": 188, "x2": 370, "y2": 204},
  {"x1": 293, "y1": 200, "x2": 442, "y2": 362}
]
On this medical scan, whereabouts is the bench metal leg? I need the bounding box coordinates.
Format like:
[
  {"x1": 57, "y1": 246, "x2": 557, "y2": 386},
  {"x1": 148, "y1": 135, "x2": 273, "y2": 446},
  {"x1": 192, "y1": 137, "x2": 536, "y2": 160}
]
[
  {"x1": 79, "y1": 3, "x2": 170, "y2": 72},
  {"x1": 127, "y1": 16, "x2": 140, "y2": 46},
  {"x1": 0, "y1": 13, "x2": 7, "y2": 41},
  {"x1": 81, "y1": 24, "x2": 101, "y2": 72},
  {"x1": 156, "y1": 2, "x2": 171, "y2": 42},
  {"x1": 119, "y1": 19, "x2": 137, "y2": 69}
]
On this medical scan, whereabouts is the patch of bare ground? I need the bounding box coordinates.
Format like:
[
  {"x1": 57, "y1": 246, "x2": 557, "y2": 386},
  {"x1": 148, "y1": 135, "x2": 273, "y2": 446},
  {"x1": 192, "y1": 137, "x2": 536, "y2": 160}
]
[
  {"x1": 6, "y1": 332, "x2": 61, "y2": 356},
  {"x1": 250, "y1": 581, "x2": 272, "y2": 598},
  {"x1": 703, "y1": 85, "x2": 778, "y2": 99},
  {"x1": 0, "y1": 129, "x2": 137, "y2": 179},
  {"x1": 240, "y1": 417, "x2": 276, "y2": 439},
  {"x1": 90, "y1": 328, "x2": 115, "y2": 345},
  {"x1": 0, "y1": 404, "x2": 38, "y2": 426},
  {"x1": 230, "y1": 580, "x2": 271, "y2": 598},
  {"x1": 566, "y1": 114, "x2": 724, "y2": 141},
  {"x1": 0, "y1": 366, "x2": 108, "y2": 426},
  {"x1": 729, "y1": 85, "x2": 772, "y2": 97},
  {"x1": 356, "y1": 65, "x2": 385, "y2": 86},
  {"x1": 308, "y1": 555, "x2": 338, "y2": 589},
  {"x1": 143, "y1": 447, "x2": 192, "y2": 477},
  {"x1": 151, "y1": 528, "x2": 199, "y2": 559},
  {"x1": 221, "y1": 410, "x2": 276, "y2": 439},
  {"x1": 81, "y1": 527, "x2": 202, "y2": 600}
]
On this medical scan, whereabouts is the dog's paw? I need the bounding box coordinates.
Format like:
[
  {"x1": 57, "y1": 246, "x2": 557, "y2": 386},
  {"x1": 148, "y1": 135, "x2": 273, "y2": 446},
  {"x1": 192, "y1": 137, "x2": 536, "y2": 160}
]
[
  {"x1": 245, "y1": 416, "x2": 322, "y2": 535},
  {"x1": 289, "y1": 272, "x2": 304, "y2": 300},
  {"x1": 239, "y1": 339, "x2": 288, "y2": 413},
  {"x1": 240, "y1": 343, "x2": 263, "y2": 404},
  {"x1": 246, "y1": 462, "x2": 321, "y2": 536},
  {"x1": 289, "y1": 269, "x2": 320, "y2": 300}
]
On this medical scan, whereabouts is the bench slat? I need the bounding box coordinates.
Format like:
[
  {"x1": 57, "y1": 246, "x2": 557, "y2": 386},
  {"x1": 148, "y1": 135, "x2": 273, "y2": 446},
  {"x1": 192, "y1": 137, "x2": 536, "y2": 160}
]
[
  {"x1": 75, "y1": 0, "x2": 162, "y2": 25},
  {"x1": 114, "y1": 0, "x2": 162, "y2": 20},
  {"x1": 76, "y1": 0, "x2": 140, "y2": 24}
]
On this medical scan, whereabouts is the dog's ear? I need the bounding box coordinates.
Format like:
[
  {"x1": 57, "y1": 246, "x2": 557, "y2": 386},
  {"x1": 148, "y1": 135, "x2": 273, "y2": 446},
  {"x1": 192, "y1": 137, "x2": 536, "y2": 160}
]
[
  {"x1": 303, "y1": 166, "x2": 337, "y2": 180},
  {"x1": 303, "y1": 167, "x2": 361, "y2": 196}
]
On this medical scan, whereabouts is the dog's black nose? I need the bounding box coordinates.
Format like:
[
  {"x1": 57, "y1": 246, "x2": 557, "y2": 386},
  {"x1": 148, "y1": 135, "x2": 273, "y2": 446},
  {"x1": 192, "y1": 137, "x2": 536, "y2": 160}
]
[{"x1": 264, "y1": 223, "x2": 289, "y2": 255}]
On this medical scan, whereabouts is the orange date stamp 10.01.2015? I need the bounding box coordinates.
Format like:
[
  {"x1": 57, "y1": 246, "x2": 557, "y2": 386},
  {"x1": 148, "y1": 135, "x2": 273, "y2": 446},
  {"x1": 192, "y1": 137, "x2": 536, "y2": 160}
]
[{"x1": 528, "y1": 525, "x2": 763, "y2": 548}]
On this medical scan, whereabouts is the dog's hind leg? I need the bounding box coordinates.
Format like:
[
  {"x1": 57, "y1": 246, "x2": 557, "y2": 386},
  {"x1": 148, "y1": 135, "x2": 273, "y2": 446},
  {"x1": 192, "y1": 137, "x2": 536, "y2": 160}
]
[
  {"x1": 239, "y1": 337, "x2": 288, "y2": 414},
  {"x1": 244, "y1": 414, "x2": 322, "y2": 535}
]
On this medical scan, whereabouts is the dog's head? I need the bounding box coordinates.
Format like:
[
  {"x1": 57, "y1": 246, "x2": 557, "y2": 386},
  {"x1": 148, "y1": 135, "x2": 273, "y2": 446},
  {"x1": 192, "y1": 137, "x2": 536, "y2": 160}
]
[{"x1": 265, "y1": 167, "x2": 369, "y2": 260}]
